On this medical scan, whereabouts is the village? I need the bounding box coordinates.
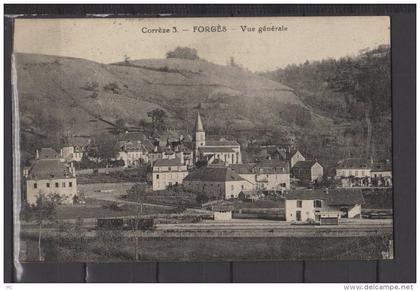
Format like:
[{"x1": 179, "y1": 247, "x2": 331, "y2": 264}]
[{"x1": 22, "y1": 111, "x2": 393, "y2": 229}]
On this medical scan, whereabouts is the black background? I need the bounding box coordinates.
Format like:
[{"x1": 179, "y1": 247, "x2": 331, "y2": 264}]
[{"x1": 4, "y1": 4, "x2": 416, "y2": 283}]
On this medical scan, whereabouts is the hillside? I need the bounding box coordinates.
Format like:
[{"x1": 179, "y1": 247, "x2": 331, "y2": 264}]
[
  {"x1": 15, "y1": 53, "x2": 338, "y2": 163},
  {"x1": 262, "y1": 45, "x2": 392, "y2": 162}
]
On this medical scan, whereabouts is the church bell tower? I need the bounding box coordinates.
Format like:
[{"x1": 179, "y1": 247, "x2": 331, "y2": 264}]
[{"x1": 193, "y1": 112, "x2": 205, "y2": 162}]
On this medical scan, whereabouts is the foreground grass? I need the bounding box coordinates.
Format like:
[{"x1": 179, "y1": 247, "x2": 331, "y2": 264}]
[{"x1": 20, "y1": 231, "x2": 392, "y2": 262}]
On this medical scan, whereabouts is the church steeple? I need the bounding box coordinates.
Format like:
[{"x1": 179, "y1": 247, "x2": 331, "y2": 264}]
[{"x1": 194, "y1": 111, "x2": 204, "y2": 132}]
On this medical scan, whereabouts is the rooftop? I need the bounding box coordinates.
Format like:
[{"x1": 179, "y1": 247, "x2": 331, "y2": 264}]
[
  {"x1": 184, "y1": 165, "x2": 247, "y2": 182},
  {"x1": 205, "y1": 139, "x2": 240, "y2": 147},
  {"x1": 65, "y1": 136, "x2": 91, "y2": 147},
  {"x1": 153, "y1": 158, "x2": 184, "y2": 167},
  {"x1": 199, "y1": 146, "x2": 237, "y2": 153},
  {"x1": 337, "y1": 158, "x2": 371, "y2": 169},
  {"x1": 27, "y1": 159, "x2": 74, "y2": 180},
  {"x1": 371, "y1": 163, "x2": 392, "y2": 172},
  {"x1": 120, "y1": 132, "x2": 147, "y2": 142}
]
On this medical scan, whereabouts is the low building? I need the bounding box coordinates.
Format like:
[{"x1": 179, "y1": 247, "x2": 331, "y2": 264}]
[
  {"x1": 285, "y1": 188, "x2": 364, "y2": 222},
  {"x1": 335, "y1": 158, "x2": 371, "y2": 178},
  {"x1": 152, "y1": 158, "x2": 188, "y2": 191},
  {"x1": 212, "y1": 204, "x2": 234, "y2": 221},
  {"x1": 292, "y1": 160, "x2": 323, "y2": 182},
  {"x1": 183, "y1": 165, "x2": 254, "y2": 200},
  {"x1": 25, "y1": 159, "x2": 77, "y2": 205}
]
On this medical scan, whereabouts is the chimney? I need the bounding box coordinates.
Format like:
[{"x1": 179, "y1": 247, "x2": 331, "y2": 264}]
[
  {"x1": 60, "y1": 148, "x2": 63, "y2": 158},
  {"x1": 36, "y1": 149, "x2": 39, "y2": 159}
]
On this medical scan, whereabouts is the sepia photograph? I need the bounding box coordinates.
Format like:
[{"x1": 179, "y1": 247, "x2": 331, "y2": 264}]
[{"x1": 12, "y1": 16, "x2": 393, "y2": 263}]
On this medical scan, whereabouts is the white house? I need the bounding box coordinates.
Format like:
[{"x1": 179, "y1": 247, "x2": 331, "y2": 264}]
[
  {"x1": 335, "y1": 158, "x2": 371, "y2": 178},
  {"x1": 183, "y1": 164, "x2": 254, "y2": 200},
  {"x1": 25, "y1": 159, "x2": 77, "y2": 205},
  {"x1": 230, "y1": 160, "x2": 290, "y2": 192},
  {"x1": 285, "y1": 189, "x2": 364, "y2": 222},
  {"x1": 152, "y1": 158, "x2": 188, "y2": 191}
]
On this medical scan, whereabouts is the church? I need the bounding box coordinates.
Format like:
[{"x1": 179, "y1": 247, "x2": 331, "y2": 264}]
[{"x1": 193, "y1": 112, "x2": 242, "y2": 165}]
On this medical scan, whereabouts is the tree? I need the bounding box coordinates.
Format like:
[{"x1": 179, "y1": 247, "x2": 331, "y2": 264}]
[
  {"x1": 21, "y1": 192, "x2": 64, "y2": 261},
  {"x1": 147, "y1": 109, "x2": 167, "y2": 133},
  {"x1": 196, "y1": 193, "x2": 209, "y2": 205},
  {"x1": 110, "y1": 118, "x2": 127, "y2": 135},
  {"x1": 328, "y1": 45, "x2": 391, "y2": 159},
  {"x1": 166, "y1": 47, "x2": 199, "y2": 60},
  {"x1": 95, "y1": 134, "x2": 120, "y2": 166}
]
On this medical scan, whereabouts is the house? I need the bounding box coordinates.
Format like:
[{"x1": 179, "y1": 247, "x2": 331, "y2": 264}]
[
  {"x1": 183, "y1": 164, "x2": 254, "y2": 200},
  {"x1": 25, "y1": 159, "x2": 77, "y2": 205},
  {"x1": 148, "y1": 145, "x2": 193, "y2": 168},
  {"x1": 152, "y1": 158, "x2": 188, "y2": 191},
  {"x1": 292, "y1": 160, "x2": 323, "y2": 182},
  {"x1": 117, "y1": 132, "x2": 149, "y2": 167},
  {"x1": 193, "y1": 112, "x2": 242, "y2": 165},
  {"x1": 284, "y1": 188, "x2": 364, "y2": 222},
  {"x1": 117, "y1": 140, "x2": 149, "y2": 167},
  {"x1": 61, "y1": 136, "x2": 91, "y2": 162},
  {"x1": 282, "y1": 149, "x2": 305, "y2": 168},
  {"x1": 335, "y1": 158, "x2": 371, "y2": 178},
  {"x1": 255, "y1": 160, "x2": 290, "y2": 190},
  {"x1": 230, "y1": 160, "x2": 290, "y2": 192}
]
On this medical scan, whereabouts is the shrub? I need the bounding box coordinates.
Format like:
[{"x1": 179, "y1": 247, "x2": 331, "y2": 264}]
[{"x1": 103, "y1": 82, "x2": 120, "y2": 94}]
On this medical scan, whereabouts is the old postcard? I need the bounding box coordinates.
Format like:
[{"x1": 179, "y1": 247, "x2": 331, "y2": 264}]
[{"x1": 12, "y1": 16, "x2": 393, "y2": 263}]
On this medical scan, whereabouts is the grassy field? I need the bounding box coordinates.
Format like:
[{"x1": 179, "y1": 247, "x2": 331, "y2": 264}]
[
  {"x1": 56, "y1": 203, "x2": 178, "y2": 220},
  {"x1": 20, "y1": 232, "x2": 392, "y2": 262}
]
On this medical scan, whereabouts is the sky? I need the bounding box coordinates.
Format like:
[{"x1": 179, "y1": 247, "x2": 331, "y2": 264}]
[{"x1": 14, "y1": 16, "x2": 390, "y2": 72}]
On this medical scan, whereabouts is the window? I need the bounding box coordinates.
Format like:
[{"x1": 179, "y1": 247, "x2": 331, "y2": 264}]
[
  {"x1": 297, "y1": 200, "x2": 302, "y2": 208},
  {"x1": 231, "y1": 185, "x2": 234, "y2": 191},
  {"x1": 55, "y1": 182, "x2": 59, "y2": 188},
  {"x1": 34, "y1": 183, "x2": 37, "y2": 189},
  {"x1": 168, "y1": 167, "x2": 171, "y2": 171},
  {"x1": 46, "y1": 183, "x2": 50, "y2": 188},
  {"x1": 355, "y1": 170, "x2": 359, "y2": 176},
  {"x1": 62, "y1": 182, "x2": 66, "y2": 187},
  {"x1": 156, "y1": 174, "x2": 159, "y2": 179},
  {"x1": 241, "y1": 185, "x2": 244, "y2": 190},
  {"x1": 69, "y1": 182, "x2": 72, "y2": 187},
  {"x1": 314, "y1": 200, "x2": 322, "y2": 208}
]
